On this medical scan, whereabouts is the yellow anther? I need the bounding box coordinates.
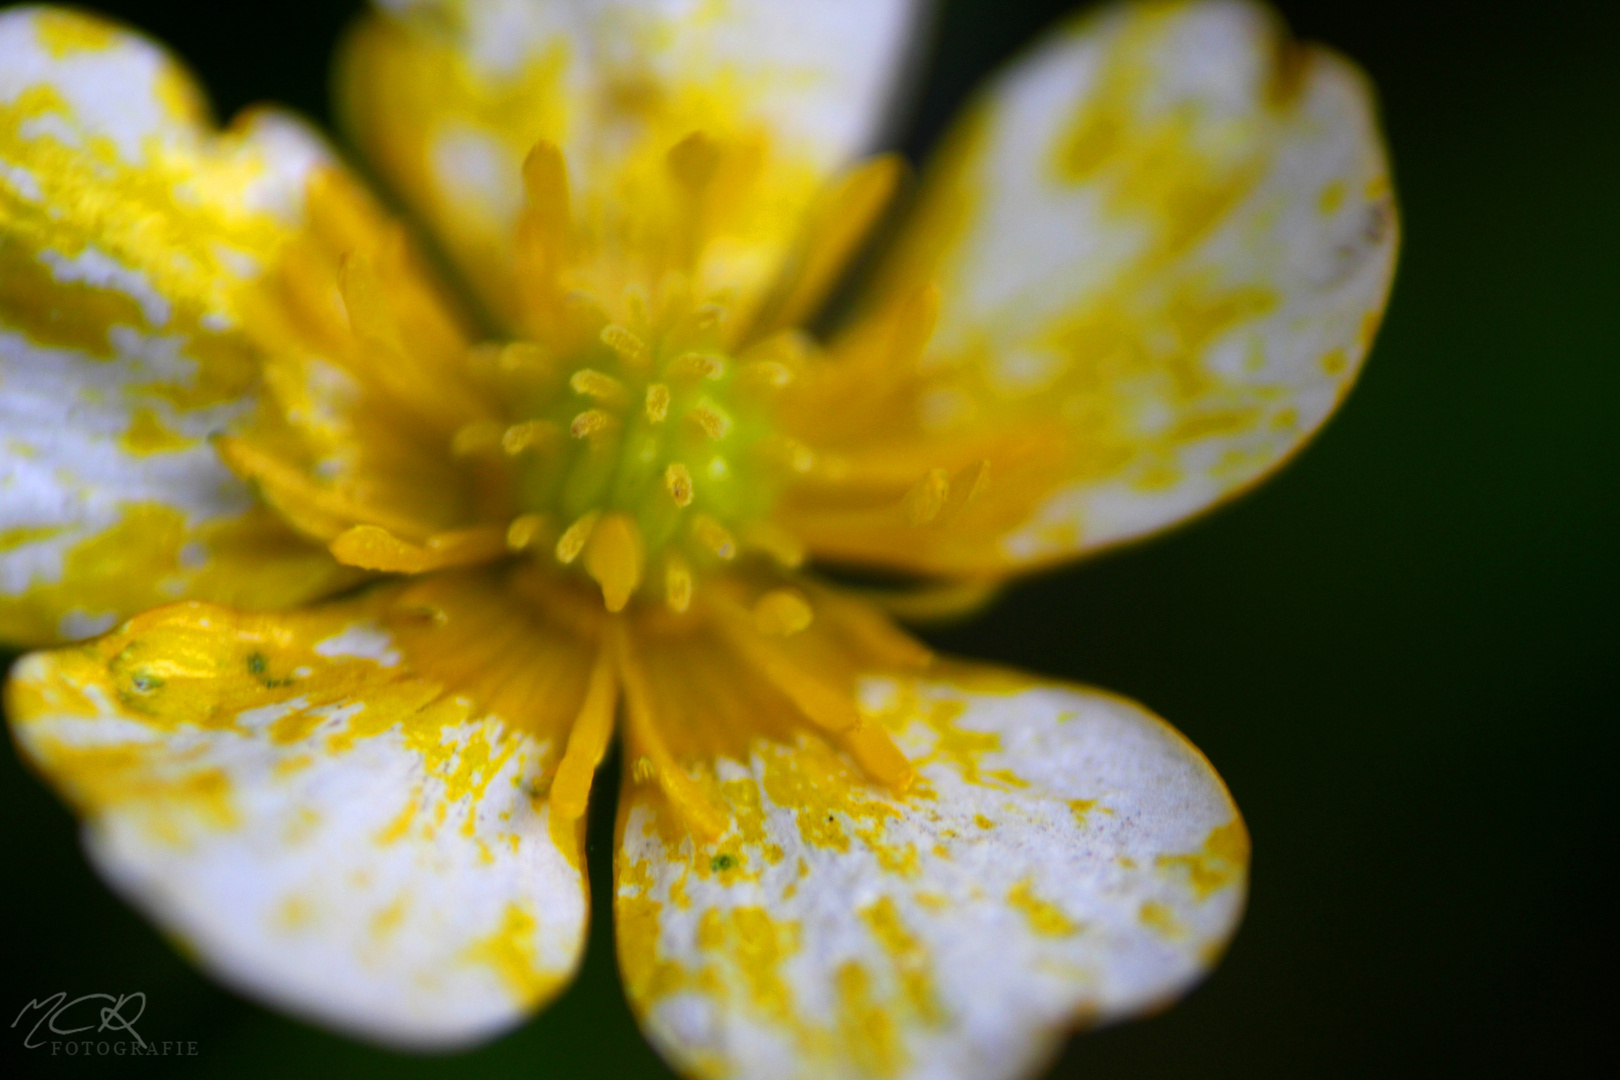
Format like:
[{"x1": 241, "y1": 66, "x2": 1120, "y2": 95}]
[
  {"x1": 741, "y1": 521, "x2": 806, "y2": 569},
  {"x1": 570, "y1": 409, "x2": 615, "y2": 439},
  {"x1": 506, "y1": 513, "x2": 546, "y2": 551},
  {"x1": 555, "y1": 511, "x2": 600, "y2": 565},
  {"x1": 451, "y1": 419, "x2": 505, "y2": 457},
  {"x1": 691, "y1": 303, "x2": 726, "y2": 330},
  {"x1": 669, "y1": 352, "x2": 726, "y2": 380},
  {"x1": 583, "y1": 512, "x2": 644, "y2": 613},
  {"x1": 689, "y1": 405, "x2": 730, "y2": 440},
  {"x1": 570, "y1": 368, "x2": 627, "y2": 405},
  {"x1": 903, "y1": 467, "x2": 952, "y2": 526},
  {"x1": 498, "y1": 341, "x2": 550, "y2": 374},
  {"x1": 667, "y1": 131, "x2": 721, "y2": 192},
  {"x1": 754, "y1": 588, "x2": 814, "y2": 637},
  {"x1": 645, "y1": 383, "x2": 671, "y2": 423},
  {"x1": 760, "y1": 434, "x2": 816, "y2": 474},
  {"x1": 600, "y1": 324, "x2": 647, "y2": 364},
  {"x1": 502, "y1": 419, "x2": 557, "y2": 456},
  {"x1": 740, "y1": 360, "x2": 794, "y2": 388},
  {"x1": 665, "y1": 554, "x2": 693, "y2": 613},
  {"x1": 664, "y1": 463, "x2": 695, "y2": 507},
  {"x1": 632, "y1": 756, "x2": 656, "y2": 784},
  {"x1": 692, "y1": 515, "x2": 737, "y2": 560},
  {"x1": 521, "y1": 140, "x2": 571, "y2": 250}
]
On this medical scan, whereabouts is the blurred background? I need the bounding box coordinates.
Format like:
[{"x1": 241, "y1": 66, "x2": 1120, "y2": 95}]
[{"x1": 2, "y1": 0, "x2": 1614, "y2": 1076}]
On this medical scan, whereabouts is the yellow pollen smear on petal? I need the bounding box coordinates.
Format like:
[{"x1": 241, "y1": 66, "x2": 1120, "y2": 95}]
[
  {"x1": 665, "y1": 463, "x2": 695, "y2": 508},
  {"x1": 555, "y1": 511, "x2": 600, "y2": 565},
  {"x1": 583, "y1": 513, "x2": 644, "y2": 613}
]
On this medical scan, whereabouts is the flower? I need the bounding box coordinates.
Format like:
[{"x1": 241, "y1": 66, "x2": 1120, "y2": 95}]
[{"x1": 0, "y1": 0, "x2": 1396, "y2": 1076}]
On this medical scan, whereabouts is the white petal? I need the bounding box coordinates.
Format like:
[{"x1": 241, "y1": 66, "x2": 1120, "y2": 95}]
[
  {"x1": 341, "y1": 0, "x2": 928, "y2": 324},
  {"x1": 6, "y1": 591, "x2": 589, "y2": 1048},
  {"x1": 0, "y1": 7, "x2": 352, "y2": 645},
  {"x1": 780, "y1": 0, "x2": 1398, "y2": 575},
  {"x1": 617, "y1": 664, "x2": 1246, "y2": 1080}
]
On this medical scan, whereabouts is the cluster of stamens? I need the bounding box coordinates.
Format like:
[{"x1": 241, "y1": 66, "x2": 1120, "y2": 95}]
[{"x1": 454, "y1": 295, "x2": 814, "y2": 613}]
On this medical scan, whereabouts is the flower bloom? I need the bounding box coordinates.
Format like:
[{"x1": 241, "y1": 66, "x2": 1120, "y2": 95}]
[{"x1": 0, "y1": 1, "x2": 1395, "y2": 1076}]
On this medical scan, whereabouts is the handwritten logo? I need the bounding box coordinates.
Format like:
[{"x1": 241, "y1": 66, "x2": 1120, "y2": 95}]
[{"x1": 10, "y1": 993, "x2": 198, "y2": 1057}]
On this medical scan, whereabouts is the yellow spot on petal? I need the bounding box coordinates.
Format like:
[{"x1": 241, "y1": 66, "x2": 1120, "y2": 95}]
[
  {"x1": 1139, "y1": 900, "x2": 1186, "y2": 940},
  {"x1": 465, "y1": 902, "x2": 556, "y2": 1006},
  {"x1": 119, "y1": 408, "x2": 195, "y2": 456},
  {"x1": 1009, "y1": 878, "x2": 1081, "y2": 937}
]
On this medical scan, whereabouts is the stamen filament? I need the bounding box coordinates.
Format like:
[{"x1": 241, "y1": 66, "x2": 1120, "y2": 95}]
[
  {"x1": 549, "y1": 638, "x2": 618, "y2": 822},
  {"x1": 613, "y1": 622, "x2": 727, "y2": 839}
]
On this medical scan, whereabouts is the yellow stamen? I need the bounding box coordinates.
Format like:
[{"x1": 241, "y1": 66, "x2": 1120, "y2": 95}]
[
  {"x1": 716, "y1": 620, "x2": 858, "y2": 734},
  {"x1": 570, "y1": 368, "x2": 627, "y2": 405},
  {"x1": 613, "y1": 622, "x2": 727, "y2": 838},
  {"x1": 691, "y1": 515, "x2": 737, "y2": 560},
  {"x1": 506, "y1": 514, "x2": 547, "y2": 552},
  {"x1": 555, "y1": 511, "x2": 600, "y2": 565},
  {"x1": 502, "y1": 419, "x2": 558, "y2": 456},
  {"x1": 549, "y1": 639, "x2": 618, "y2": 822},
  {"x1": 645, "y1": 383, "x2": 671, "y2": 423},
  {"x1": 664, "y1": 463, "x2": 695, "y2": 507},
  {"x1": 903, "y1": 467, "x2": 951, "y2": 526},
  {"x1": 842, "y1": 723, "x2": 915, "y2": 792},
  {"x1": 212, "y1": 435, "x2": 426, "y2": 540},
  {"x1": 329, "y1": 524, "x2": 506, "y2": 574},
  {"x1": 740, "y1": 521, "x2": 806, "y2": 569},
  {"x1": 583, "y1": 513, "x2": 644, "y2": 612},
  {"x1": 753, "y1": 589, "x2": 813, "y2": 636},
  {"x1": 689, "y1": 405, "x2": 729, "y2": 440},
  {"x1": 666, "y1": 131, "x2": 721, "y2": 193},
  {"x1": 665, "y1": 554, "x2": 694, "y2": 613},
  {"x1": 669, "y1": 352, "x2": 726, "y2": 380},
  {"x1": 600, "y1": 324, "x2": 647, "y2": 365},
  {"x1": 499, "y1": 341, "x2": 551, "y2": 374},
  {"x1": 570, "y1": 409, "x2": 615, "y2": 439},
  {"x1": 452, "y1": 419, "x2": 506, "y2": 457},
  {"x1": 739, "y1": 360, "x2": 794, "y2": 389},
  {"x1": 758, "y1": 154, "x2": 904, "y2": 334}
]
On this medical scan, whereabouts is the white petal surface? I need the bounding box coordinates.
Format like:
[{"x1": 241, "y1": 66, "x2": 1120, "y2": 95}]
[
  {"x1": 341, "y1": 0, "x2": 926, "y2": 325},
  {"x1": 0, "y1": 7, "x2": 352, "y2": 645},
  {"x1": 617, "y1": 664, "x2": 1246, "y2": 1080},
  {"x1": 6, "y1": 590, "x2": 589, "y2": 1048},
  {"x1": 778, "y1": 0, "x2": 1398, "y2": 575}
]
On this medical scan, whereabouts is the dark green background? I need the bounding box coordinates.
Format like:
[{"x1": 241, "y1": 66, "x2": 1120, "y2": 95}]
[{"x1": 3, "y1": 1, "x2": 1614, "y2": 1076}]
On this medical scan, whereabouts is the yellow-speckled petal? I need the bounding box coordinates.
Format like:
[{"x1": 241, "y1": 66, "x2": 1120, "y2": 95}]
[
  {"x1": 616, "y1": 663, "x2": 1246, "y2": 1080},
  {"x1": 337, "y1": 0, "x2": 926, "y2": 330},
  {"x1": 5, "y1": 582, "x2": 591, "y2": 1048},
  {"x1": 774, "y1": 0, "x2": 1397, "y2": 575},
  {"x1": 0, "y1": 6, "x2": 356, "y2": 645}
]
